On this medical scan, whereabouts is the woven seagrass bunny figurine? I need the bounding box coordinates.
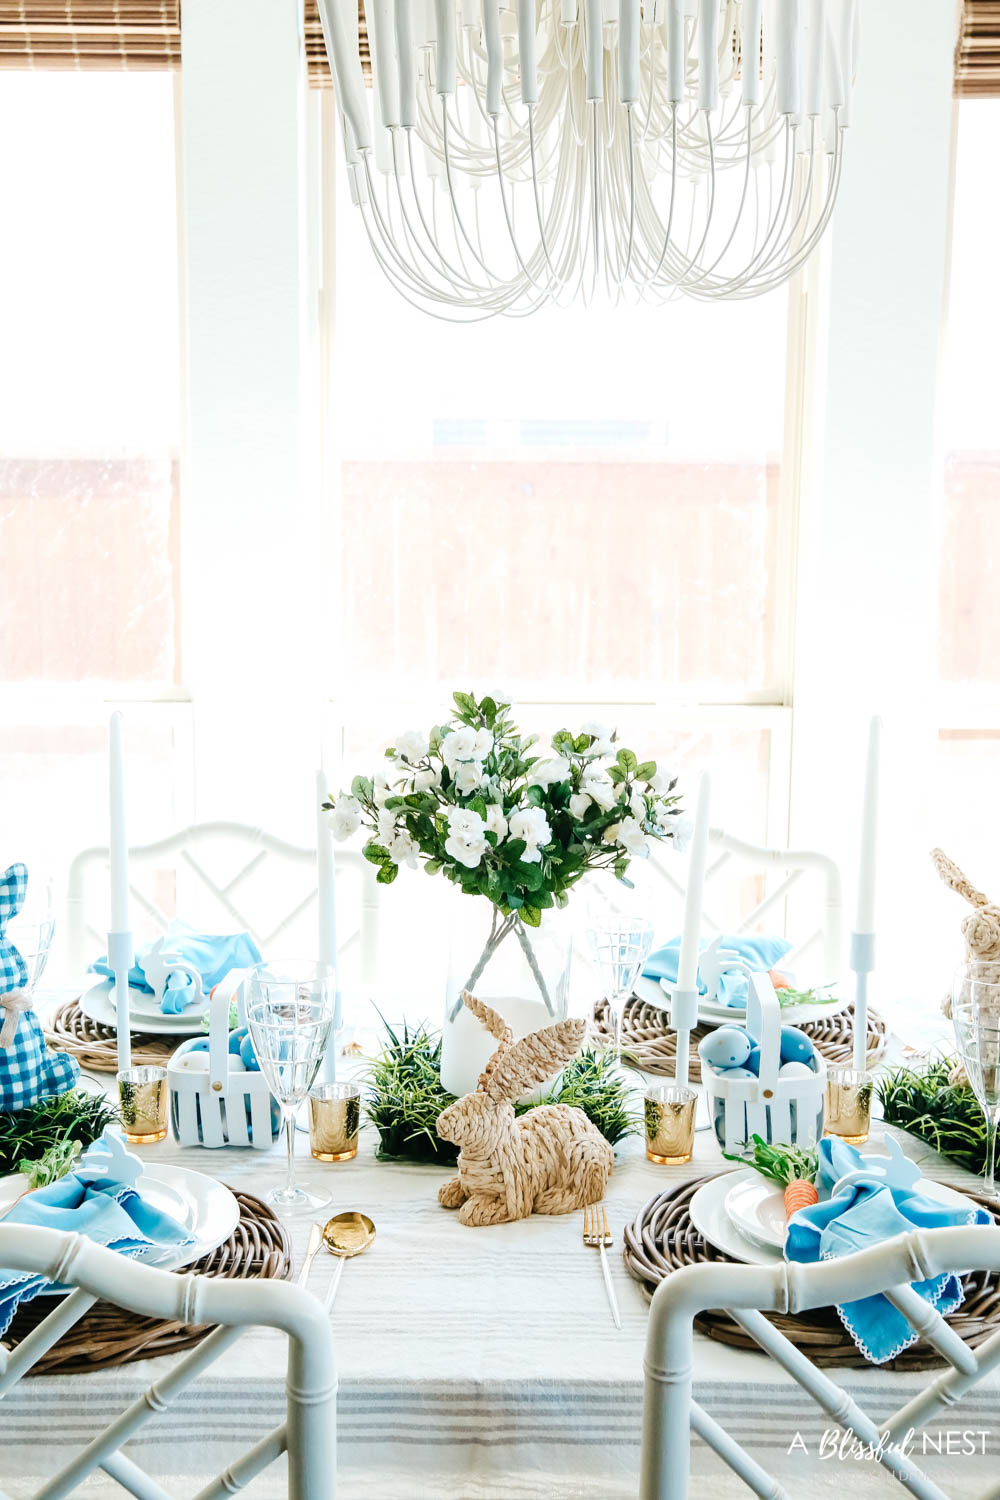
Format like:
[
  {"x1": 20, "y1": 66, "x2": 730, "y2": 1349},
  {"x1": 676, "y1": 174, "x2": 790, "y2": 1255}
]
[
  {"x1": 931, "y1": 848, "x2": 1000, "y2": 1018},
  {"x1": 436, "y1": 992, "x2": 614, "y2": 1227}
]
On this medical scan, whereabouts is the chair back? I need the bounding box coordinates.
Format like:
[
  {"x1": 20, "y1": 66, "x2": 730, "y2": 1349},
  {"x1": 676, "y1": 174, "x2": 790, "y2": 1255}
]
[
  {"x1": 65, "y1": 821, "x2": 381, "y2": 994},
  {"x1": 640, "y1": 1222, "x2": 1000, "y2": 1498},
  {"x1": 644, "y1": 826, "x2": 844, "y2": 987},
  {"x1": 0, "y1": 1222, "x2": 335, "y2": 1498}
]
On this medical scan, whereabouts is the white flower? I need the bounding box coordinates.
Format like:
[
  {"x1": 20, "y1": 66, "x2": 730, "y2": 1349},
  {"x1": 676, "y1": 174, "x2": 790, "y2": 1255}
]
[
  {"x1": 509, "y1": 806, "x2": 552, "y2": 863},
  {"x1": 670, "y1": 816, "x2": 694, "y2": 853},
  {"x1": 569, "y1": 792, "x2": 592, "y2": 820},
  {"x1": 649, "y1": 768, "x2": 675, "y2": 793},
  {"x1": 372, "y1": 770, "x2": 394, "y2": 807},
  {"x1": 454, "y1": 760, "x2": 486, "y2": 795},
  {"x1": 442, "y1": 726, "x2": 493, "y2": 768},
  {"x1": 484, "y1": 803, "x2": 508, "y2": 843},
  {"x1": 602, "y1": 822, "x2": 621, "y2": 844},
  {"x1": 580, "y1": 720, "x2": 615, "y2": 757},
  {"x1": 444, "y1": 808, "x2": 488, "y2": 869},
  {"x1": 527, "y1": 756, "x2": 571, "y2": 789},
  {"x1": 376, "y1": 808, "x2": 398, "y2": 842},
  {"x1": 629, "y1": 789, "x2": 648, "y2": 822},
  {"x1": 395, "y1": 729, "x2": 429, "y2": 762},
  {"x1": 411, "y1": 766, "x2": 441, "y2": 792},
  {"x1": 387, "y1": 828, "x2": 419, "y2": 867},
  {"x1": 581, "y1": 769, "x2": 617, "y2": 811},
  {"x1": 328, "y1": 795, "x2": 362, "y2": 841},
  {"x1": 615, "y1": 817, "x2": 649, "y2": 858}
]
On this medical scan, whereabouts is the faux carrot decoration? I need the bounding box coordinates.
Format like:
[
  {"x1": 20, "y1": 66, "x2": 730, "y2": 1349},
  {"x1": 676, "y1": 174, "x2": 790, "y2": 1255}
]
[{"x1": 724, "y1": 1134, "x2": 820, "y2": 1221}]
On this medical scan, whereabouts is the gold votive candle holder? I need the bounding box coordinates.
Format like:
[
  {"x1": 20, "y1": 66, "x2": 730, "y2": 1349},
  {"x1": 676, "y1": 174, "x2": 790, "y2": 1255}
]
[
  {"x1": 117, "y1": 1066, "x2": 169, "y2": 1145},
  {"x1": 645, "y1": 1084, "x2": 697, "y2": 1166},
  {"x1": 825, "y1": 1067, "x2": 874, "y2": 1145},
  {"x1": 308, "y1": 1082, "x2": 361, "y2": 1162}
]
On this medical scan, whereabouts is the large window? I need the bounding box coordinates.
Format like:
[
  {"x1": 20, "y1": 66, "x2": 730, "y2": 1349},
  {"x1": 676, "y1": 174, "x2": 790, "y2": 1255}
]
[
  {"x1": 0, "y1": 74, "x2": 189, "y2": 888},
  {"x1": 935, "y1": 98, "x2": 1000, "y2": 901}
]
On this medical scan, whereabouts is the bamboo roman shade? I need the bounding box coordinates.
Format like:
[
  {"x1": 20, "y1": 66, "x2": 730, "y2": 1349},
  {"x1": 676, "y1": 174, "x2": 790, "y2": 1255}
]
[
  {"x1": 0, "y1": 1, "x2": 362, "y2": 82},
  {"x1": 0, "y1": 2, "x2": 993, "y2": 98},
  {"x1": 955, "y1": 1, "x2": 1000, "y2": 97}
]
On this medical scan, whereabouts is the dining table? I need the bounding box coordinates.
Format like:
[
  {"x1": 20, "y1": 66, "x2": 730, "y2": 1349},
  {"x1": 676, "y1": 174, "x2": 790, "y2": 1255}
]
[{"x1": 6, "y1": 1001, "x2": 1000, "y2": 1500}]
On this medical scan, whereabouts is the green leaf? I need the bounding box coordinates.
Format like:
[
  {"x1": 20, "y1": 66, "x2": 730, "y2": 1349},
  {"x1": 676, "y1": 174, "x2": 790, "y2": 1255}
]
[
  {"x1": 525, "y1": 784, "x2": 545, "y2": 807},
  {"x1": 507, "y1": 891, "x2": 524, "y2": 909},
  {"x1": 351, "y1": 775, "x2": 373, "y2": 801},
  {"x1": 423, "y1": 859, "x2": 442, "y2": 875},
  {"x1": 505, "y1": 838, "x2": 527, "y2": 861},
  {"x1": 607, "y1": 765, "x2": 625, "y2": 784},
  {"x1": 574, "y1": 734, "x2": 590, "y2": 753},
  {"x1": 375, "y1": 862, "x2": 399, "y2": 885},
  {"x1": 520, "y1": 905, "x2": 542, "y2": 927},
  {"x1": 616, "y1": 748, "x2": 638, "y2": 775},
  {"x1": 480, "y1": 696, "x2": 498, "y2": 728},
  {"x1": 468, "y1": 795, "x2": 488, "y2": 820},
  {"x1": 363, "y1": 842, "x2": 391, "y2": 865},
  {"x1": 636, "y1": 760, "x2": 657, "y2": 781},
  {"x1": 383, "y1": 795, "x2": 406, "y2": 810},
  {"x1": 553, "y1": 890, "x2": 569, "y2": 909},
  {"x1": 453, "y1": 690, "x2": 477, "y2": 717},
  {"x1": 428, "y1": 725, "x2": 444, "y2": 754}
]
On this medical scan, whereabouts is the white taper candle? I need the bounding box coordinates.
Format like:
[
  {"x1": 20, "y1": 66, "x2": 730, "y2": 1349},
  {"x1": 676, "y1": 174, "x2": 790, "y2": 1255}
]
[
  {"x1": 109, "y1": 713, "x2": 130, "y2": 934},
  {"x1": 677, "y1": 772, "x2": 712, "y2": 993},
  {"x1": 856, "y1": 715, "x2": 880, "y2": 935},
  {"x1": 317, "y1": 768, "x2": 341, "y2": 1083}
]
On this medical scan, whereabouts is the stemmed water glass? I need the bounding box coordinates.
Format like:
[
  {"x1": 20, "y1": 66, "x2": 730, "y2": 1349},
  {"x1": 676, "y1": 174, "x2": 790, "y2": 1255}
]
[
  {"x1": 952, "y1": 969, "x2": 1000, "y2": 1199},
  {"x1": 585, "y1": 912, "x2": 655, "y2": 1061},
  {"x1": 246, "y1": 960, "x2": 337, "y2": 1215},
  {"x1": 7, "y1": 875, "x2": 55, "y2": 992}
]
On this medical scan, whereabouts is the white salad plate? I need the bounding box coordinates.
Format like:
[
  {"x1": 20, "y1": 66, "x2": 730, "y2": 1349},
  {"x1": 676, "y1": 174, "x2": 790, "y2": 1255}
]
[
  {"x1": 691, "y1": 1168, "x2": 984, "y2": 1266},
  {"x1": 0, "y1": 1162, "x2": 240, "y2": 1285},
  {"x1": 80, "y1": 980, "x2": 208, "y2": 1035}
]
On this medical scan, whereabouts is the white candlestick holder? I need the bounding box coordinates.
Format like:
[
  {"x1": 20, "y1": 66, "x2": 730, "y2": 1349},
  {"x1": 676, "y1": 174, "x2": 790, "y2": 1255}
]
[
  {"x1": 850, "y1": 929, "x2": 876, "y2": 1071},
  {"x1": 108, "y1": 928, "x2": 134, "y2": 1073}
]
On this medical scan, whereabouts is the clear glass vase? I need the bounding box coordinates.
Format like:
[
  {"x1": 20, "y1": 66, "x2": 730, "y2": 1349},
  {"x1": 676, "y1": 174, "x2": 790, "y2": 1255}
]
[{"x1": 441, "y1": 899, "x2": 573, "y2": 1099}]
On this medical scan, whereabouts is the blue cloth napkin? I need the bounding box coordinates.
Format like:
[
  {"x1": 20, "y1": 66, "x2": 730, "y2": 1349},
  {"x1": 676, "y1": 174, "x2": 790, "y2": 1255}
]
[
  {"x1": 643, "y1": 933, "x2": 792, "y2": 1008},
  {"x1": 92, "y1": 923, "x2": 262, "y2": 1014},
  {"x1": 785, "y1": 1138, "x2": 993, "y2": 1363},
  {"x1": 0, "y1": 1129, "x2": 194, "y2": 1335}
]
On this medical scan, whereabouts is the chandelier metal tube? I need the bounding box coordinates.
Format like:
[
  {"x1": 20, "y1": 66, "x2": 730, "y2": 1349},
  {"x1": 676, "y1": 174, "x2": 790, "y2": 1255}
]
[{"x1": 316, "y1": 0, "x2": 860, "y2": 317}]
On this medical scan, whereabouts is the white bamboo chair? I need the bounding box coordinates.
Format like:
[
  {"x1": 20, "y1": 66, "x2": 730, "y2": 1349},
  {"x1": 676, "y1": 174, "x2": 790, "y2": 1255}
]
[
  {"x1": 64, "y1": 822, "x2": 381, "y2": 991},
  {"x1": 0, "y1": 1223, "x2": 335, "y2": 1498},
  {"x1": 646, "y1": 827, "x2": 844, "y2": 987},
  {"x1": 640, "y1": 1224, "x2": 1000, "y2": 1499}
]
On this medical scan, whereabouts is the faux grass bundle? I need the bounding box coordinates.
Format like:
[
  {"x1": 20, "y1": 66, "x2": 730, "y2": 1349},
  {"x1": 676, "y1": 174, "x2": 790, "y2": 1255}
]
[
  {"x1": 877, "y1": 1058, "x2": 989, "y2": 1177},
  {"x1": 366, "y1": 1017, "x2": 638, "y2": 1166}
]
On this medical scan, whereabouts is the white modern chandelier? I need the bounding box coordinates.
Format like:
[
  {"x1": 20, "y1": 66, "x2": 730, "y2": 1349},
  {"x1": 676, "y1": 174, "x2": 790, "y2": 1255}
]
[{"x1": 317, "y1": 0, "x2": 860, "y2": 318}]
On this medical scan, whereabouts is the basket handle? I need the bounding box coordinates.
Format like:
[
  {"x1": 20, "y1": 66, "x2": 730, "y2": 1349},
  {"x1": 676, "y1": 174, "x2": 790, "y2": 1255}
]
[
  {"x1": 206, "y1": 968, "x2": 250, "y2": 1092},
  {"x1": 747, "y1": 969, "x2": 781, "y2": 1093}
]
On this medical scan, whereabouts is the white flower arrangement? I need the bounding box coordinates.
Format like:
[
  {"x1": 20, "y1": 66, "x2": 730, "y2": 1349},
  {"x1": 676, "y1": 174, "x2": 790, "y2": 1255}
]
[{"x1": 324, "y1": 691, "x2": 685, "y2": 927}]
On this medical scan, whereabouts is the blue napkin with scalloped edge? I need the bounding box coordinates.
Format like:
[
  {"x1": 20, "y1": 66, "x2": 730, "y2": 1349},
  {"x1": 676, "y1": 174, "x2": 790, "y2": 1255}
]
[
  {"x1": 643, "y1": 933, "x2": 792, "y2": 1008},
  {"x1": 91, "y1": 922, "x2": 261, "y2": 1014},
  {"x1": 0, "y1": 1129, "x2": 194, "y2": 1335},
  {"x1": 785, "y1": 1138, "x2": 993, "y2": 1364}
]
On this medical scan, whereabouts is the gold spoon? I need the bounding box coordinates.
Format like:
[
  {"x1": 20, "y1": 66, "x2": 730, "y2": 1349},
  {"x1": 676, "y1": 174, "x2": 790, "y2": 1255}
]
[{"x1": 322, "y1": 1211, "x2": 376, "y2": 1311}]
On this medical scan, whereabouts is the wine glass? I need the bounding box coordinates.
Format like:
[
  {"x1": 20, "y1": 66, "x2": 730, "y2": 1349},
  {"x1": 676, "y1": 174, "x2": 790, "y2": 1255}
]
[
  {"x1": 246, "y1": 960, "x2": 337, "y2": 1215},
  {"x1": 585, "y1": 912, "x2": 655, "y2": 1061},
  {"x1": 952, "y1": 969, "x2": 1000, "y2": 1199},
  {"x1": 6, "y1": 874, "x2": 55, "y2": 992}
]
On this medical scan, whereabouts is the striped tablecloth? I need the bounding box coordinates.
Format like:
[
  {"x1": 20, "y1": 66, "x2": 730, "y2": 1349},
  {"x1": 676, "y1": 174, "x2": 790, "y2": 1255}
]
[{"x1": 4, "y1": 1037, "x2": 999, "y2": 1498}]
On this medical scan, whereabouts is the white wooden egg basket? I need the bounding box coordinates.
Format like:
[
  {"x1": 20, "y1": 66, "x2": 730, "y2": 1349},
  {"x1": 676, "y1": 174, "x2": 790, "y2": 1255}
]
[
  {"x1": 167, "y1": 968, "x2": 278, "y2": 1149},
  {"x1": 704, "y1": 969, "x2": 827, "y2": 1156}
]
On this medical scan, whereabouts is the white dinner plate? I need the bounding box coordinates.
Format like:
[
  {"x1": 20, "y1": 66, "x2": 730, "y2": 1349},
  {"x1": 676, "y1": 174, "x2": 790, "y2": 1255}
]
[
  {"x1": 633, "y1": 974, "x2": 847, "y2": 1030},
  {"x1": 80, "y1": 980, "x2": 207, "y2": 1036},
  {"x1": 694, "y1": 1167, "x2": 988, "y2": 1265},
  {"x1": 0, "y1": 1162, "x2": 240, "y2": 1285}
]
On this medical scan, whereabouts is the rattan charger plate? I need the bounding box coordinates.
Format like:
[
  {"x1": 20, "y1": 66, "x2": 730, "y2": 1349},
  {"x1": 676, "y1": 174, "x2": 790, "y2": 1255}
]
[
  {"x1": 45, "y1": 997, "x2": 178, "y2": 1072},
  {"x1": 593, "y1": 997, "x2": 887, "y2": 1079},
  {"x1": 624, "y1": 1174, "x2": 998, "y2": 1370},
  {"x1": 2, "y1": 1189, "x2": 292, "y2": 1375}
]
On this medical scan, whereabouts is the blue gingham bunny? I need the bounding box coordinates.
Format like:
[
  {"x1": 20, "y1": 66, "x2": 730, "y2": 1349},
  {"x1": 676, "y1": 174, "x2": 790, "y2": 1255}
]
[{"x1": 0, "y1": 863, "x2": 79, "y2": 1112}]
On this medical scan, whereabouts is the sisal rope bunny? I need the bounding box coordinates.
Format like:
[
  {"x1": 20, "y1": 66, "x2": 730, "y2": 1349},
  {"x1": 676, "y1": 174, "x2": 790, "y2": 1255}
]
[
  {"x1": 436, "y1": 991, "x2": 614, "y2": 1227},
  {"x1": 932, "y1": 848, "x2": 1000, "y2": 1017}
]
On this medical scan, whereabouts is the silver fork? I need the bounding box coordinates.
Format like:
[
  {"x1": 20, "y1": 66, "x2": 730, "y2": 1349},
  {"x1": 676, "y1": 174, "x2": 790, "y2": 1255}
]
[{"x1": 583, "y1": 1203, "x2": 621, "y2": 1329}]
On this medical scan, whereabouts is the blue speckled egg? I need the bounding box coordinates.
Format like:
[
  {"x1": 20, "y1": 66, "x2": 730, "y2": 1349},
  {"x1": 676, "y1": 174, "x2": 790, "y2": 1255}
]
[
  {"x1": 187, "y1": 1037, "x2": 210, "y2": 1053},
  {"x1": 717, "y1": 1065, "x2": 756, "y2": 1080},
  {"x1": 239, "y1": 1033, "x2": 261, "y2": 1071},
  {"x1": 229, "y1": 1026, "x2": 248, "y2": 1055},
  {"x1": 779, "y1": 1025, "x2": 816, "y2": 1066},
  {"x1": 746, "y1": 1044, "x2": 761, "y2": 1075},
  {"x1": 698, "y1": 1025, "x2": 752, "y2": 1070}
]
